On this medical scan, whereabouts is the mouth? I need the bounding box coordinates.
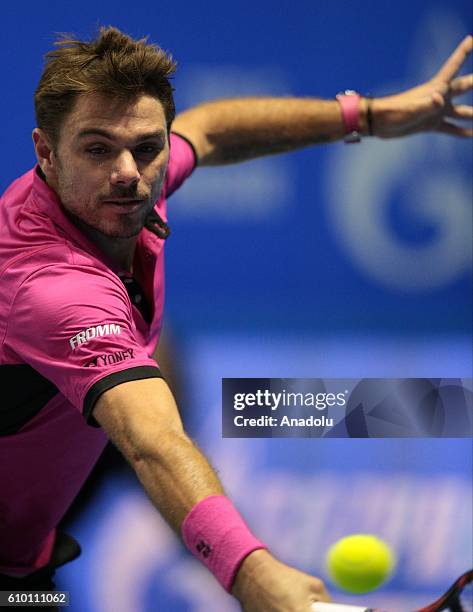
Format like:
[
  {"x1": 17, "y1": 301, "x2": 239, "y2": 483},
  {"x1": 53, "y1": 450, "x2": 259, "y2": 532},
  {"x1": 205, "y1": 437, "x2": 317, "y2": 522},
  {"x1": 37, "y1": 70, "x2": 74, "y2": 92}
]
[{"x1": 102, "y1": 199, "x2": 145, "y2": 213}]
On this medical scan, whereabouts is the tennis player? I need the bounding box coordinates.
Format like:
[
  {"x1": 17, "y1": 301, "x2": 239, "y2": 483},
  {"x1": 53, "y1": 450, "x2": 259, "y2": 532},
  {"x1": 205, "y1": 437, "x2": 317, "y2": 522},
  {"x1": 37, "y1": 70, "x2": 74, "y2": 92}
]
[{"x1": 0, "y1": 26, "x2": 471, "y2": 611}]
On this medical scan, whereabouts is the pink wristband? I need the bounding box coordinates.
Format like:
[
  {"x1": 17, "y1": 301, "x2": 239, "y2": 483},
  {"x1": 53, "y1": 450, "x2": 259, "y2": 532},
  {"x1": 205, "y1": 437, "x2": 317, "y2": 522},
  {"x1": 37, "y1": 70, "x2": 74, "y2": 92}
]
[
  {"x1": 181, "y1": 495, "x2": 267, "y2": 592},
  {"x1": 336, "y1": 91, "x2": 361, "y2": 143}
]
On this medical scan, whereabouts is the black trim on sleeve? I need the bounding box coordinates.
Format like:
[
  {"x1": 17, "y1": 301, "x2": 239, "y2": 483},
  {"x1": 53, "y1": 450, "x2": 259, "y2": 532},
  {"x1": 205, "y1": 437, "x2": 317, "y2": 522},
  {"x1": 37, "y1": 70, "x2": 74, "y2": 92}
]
[
  {"x1": 170, "y1": 131, "x2": 199, "y2": 169},
  {"x1": 83, "y1": 365, "x2": 163, "y2": 427}
]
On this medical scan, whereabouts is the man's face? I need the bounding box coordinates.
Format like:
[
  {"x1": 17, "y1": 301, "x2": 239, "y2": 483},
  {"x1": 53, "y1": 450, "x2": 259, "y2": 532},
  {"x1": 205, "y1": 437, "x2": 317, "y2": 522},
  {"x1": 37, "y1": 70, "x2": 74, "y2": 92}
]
[{"x1": 47, "y1": 93, "x2": 170, "y2": 239}]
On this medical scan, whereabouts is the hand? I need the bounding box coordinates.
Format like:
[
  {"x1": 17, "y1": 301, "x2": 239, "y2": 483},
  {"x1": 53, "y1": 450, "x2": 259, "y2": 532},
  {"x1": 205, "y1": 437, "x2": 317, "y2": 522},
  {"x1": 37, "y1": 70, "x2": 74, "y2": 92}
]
[
  {"x1": 370, "y1": 35, "x2": 473, "y2": 138},
  {"x1": 232, "y1": 549, "x2": 330, "y2": 611}
]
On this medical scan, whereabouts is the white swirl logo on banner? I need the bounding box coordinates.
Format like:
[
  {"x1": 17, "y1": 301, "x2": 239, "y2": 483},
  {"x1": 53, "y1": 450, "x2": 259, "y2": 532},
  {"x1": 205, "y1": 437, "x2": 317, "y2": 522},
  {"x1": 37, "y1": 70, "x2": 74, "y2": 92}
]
[{"x1": 326, "y1": 137, "x2": 471, "y2": 291}]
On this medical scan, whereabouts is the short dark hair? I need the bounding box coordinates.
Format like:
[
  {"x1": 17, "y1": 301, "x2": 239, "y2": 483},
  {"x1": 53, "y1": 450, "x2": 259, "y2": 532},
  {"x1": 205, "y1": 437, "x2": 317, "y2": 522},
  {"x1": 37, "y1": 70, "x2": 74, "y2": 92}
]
[{"x1": 34, "y1": 26, "x2": 177, "y2": 147}]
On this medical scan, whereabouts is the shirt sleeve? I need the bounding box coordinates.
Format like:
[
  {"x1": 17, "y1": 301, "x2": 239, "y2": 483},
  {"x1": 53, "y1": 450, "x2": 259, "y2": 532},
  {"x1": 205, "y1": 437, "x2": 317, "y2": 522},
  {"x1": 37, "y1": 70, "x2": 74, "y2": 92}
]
[
  {"x1": 164, "y1": 132, "x2": 198, "y2": 198},
  {"x1": 5, "y1": 263, "x2": 162, "y2": 423}
]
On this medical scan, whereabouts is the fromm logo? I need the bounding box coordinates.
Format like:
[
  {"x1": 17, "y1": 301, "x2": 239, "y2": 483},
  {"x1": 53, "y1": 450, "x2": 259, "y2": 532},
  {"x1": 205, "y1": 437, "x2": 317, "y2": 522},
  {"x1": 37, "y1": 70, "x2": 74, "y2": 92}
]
[{"x1": 69, "y1": 323, "x2": 121, "y2": 350}]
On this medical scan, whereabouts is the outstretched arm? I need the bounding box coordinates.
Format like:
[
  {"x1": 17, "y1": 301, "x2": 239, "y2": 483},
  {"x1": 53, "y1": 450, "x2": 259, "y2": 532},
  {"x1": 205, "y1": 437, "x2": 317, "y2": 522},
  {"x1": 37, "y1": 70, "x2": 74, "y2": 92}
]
[
  {"x1": 172, "y1": 35, "x2": 473, "y2": 166},
  {"x1": 93, "y1": 377, "x2": 330, "y2": 610}
]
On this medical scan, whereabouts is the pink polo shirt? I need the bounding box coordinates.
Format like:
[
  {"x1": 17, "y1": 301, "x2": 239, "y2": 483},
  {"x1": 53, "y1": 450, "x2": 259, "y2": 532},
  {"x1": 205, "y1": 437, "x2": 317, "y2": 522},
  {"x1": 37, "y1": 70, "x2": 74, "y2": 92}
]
[{"x1": 0, "y1": 132, "x2": 196, "y2": 575}]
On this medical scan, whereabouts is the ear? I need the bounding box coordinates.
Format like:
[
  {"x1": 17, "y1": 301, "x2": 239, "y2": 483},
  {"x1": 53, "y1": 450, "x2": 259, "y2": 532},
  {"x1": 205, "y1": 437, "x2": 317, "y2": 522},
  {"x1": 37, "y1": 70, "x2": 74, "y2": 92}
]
[{"x1": 32, "y1": 128, "x2": 59, "y2": 178}]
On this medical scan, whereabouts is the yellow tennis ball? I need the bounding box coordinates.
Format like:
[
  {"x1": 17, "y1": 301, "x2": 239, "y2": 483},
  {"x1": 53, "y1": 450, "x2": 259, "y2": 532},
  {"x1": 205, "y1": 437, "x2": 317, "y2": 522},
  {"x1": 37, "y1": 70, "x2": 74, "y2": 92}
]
[{"x1": 326, "y1": 534, "x2": 395, "y2": 594}]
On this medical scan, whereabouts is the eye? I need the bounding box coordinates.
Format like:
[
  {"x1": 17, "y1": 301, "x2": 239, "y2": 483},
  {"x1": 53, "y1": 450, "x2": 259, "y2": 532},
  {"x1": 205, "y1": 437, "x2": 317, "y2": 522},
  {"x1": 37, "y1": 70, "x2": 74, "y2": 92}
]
[
  {"x1": 86, "y1": 147, "x2": 108, "y2": 156},
  {"x1": 135, "y1": 144, "x2": 160, "y2": 156}
]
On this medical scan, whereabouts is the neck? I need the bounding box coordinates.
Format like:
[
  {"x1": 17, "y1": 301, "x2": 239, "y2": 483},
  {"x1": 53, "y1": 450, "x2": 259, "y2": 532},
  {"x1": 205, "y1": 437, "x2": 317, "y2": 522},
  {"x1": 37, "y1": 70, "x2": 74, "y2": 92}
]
[
  {"x1": 68, "y1": 213, "x2": 138, "y2": 273},
  {"x1": 98, "y1": 235, "x2": 138, "y2": 273}
]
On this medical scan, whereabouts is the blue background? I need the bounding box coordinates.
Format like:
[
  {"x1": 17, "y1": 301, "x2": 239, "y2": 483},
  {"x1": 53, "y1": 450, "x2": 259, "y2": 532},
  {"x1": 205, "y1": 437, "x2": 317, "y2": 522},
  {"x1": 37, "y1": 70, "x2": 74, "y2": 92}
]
[{"x1": 2, "y1": 1, "x2": 472, "y2": 610}]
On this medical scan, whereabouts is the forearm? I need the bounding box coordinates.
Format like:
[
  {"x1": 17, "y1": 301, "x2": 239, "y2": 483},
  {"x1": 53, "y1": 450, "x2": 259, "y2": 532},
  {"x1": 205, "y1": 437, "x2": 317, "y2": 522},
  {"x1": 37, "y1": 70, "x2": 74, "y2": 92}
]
[
  {"x1": 173, "y1": 96, "x2": 370, "y2": 165},
  {"x1": 93, "y1": 378, "x2": 224, "y2": 532},
  {"x1": 131, "y1": 429, "x2": 224, "y2": 531}
]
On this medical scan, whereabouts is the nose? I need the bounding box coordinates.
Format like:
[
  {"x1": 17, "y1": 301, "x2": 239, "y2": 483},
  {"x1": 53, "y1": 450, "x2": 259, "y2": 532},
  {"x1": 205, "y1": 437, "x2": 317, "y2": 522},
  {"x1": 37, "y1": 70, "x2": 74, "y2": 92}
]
[{"x1": 110, "y1": 150, "x2": 140, "y2": 186}]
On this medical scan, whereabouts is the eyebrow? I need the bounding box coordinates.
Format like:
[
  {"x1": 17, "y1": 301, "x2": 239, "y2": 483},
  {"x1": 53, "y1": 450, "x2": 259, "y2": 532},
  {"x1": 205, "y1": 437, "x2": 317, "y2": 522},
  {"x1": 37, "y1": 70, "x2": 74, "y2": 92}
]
[{"x1": 76, "y1": 128, "x2": 166, "y2": 142}]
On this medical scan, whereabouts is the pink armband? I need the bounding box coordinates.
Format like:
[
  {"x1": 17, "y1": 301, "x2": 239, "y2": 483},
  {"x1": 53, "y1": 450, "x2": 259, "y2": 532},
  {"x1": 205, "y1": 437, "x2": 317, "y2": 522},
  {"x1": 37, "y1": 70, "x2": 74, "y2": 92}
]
[
  {"x1": 336, "y1": 90, "x2": 362, "y2": 143},
  {"x1": 181, "y1": 495, "x2": 267, "y2": 592}
]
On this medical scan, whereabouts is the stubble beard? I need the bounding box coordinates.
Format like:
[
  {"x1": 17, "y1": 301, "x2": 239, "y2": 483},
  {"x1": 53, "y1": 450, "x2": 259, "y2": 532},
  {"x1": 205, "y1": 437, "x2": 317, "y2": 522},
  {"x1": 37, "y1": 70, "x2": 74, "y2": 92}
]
[
  {"x1": 57, "y1": 173, "x2": 159, "y2": 240},
  {"x1": 63, "y1": 197, "x2": 154, "y2": 240},
  {"x1": 53, "y1": 148, "x2": 167, "y2": 240}
]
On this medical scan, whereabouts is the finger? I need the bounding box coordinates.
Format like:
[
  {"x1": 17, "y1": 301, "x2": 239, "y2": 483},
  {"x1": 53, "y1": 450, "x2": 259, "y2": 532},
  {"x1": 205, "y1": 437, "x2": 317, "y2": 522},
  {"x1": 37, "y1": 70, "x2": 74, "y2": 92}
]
[
  {"x1": 437, "y1": 120, "x2": 473, "y2": 137},
  {"x1": 446, "y1": 104, "x2": 473, "y2": 119},
  {"x1": 450, "y1": 73, "x2": 473, "y2": 96},
  {"x1": 310, "y1": 577, "x2": 331, "y2": 603},
  {"x1": 435, "y1": 35, "x2": 473, "y2": 82}
]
